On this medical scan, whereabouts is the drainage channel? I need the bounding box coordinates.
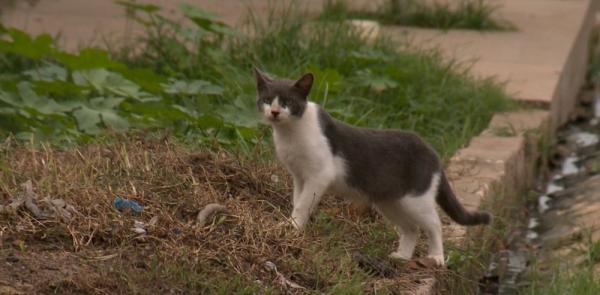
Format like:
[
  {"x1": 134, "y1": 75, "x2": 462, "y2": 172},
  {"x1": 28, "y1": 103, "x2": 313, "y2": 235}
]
[{"x1": 479, "y1": 90, "x2": 600, "y2": 294}]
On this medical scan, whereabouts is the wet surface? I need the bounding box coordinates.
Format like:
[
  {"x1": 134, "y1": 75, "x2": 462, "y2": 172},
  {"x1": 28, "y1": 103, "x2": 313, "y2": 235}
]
[{"x1": 479, "y1": 89, "x2": 600, "y2": 294}]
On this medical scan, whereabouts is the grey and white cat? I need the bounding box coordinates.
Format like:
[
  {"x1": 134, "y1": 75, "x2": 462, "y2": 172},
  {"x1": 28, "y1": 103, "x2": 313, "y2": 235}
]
[{"x1": 254, "y1": 69, "x2": 490, "y2": 266}]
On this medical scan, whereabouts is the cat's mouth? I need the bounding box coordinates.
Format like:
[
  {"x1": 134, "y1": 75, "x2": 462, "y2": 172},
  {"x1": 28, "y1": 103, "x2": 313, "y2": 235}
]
[{"x1": 267, "y1": 116, "x2": 283, "y2": 123}]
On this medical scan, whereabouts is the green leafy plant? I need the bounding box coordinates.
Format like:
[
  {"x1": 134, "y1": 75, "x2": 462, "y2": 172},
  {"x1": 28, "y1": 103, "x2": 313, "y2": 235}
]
[{"x1": 0, "y1": 1, "x2": 514, "y2": 158}]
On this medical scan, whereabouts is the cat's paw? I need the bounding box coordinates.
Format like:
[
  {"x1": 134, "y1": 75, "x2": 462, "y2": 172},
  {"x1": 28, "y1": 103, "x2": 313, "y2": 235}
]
[
  {"x1": 426, "y1": 254, "x2": 445, "y2": 267},
  {"x1": 388, "y1": 251, "x2": 412, "y2": 261},
  {"x1": 274, "y1": 219, "x2": 305, "y2": 234}
]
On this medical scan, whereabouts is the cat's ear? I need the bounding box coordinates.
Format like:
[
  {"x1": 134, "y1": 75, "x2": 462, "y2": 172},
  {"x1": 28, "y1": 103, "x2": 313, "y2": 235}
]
[
  {"x1": 293, "y1": 73, "x2": 314, "y2": 98},
  {"x1": 254, "y1": 67, "x2": 272, "y2": 93}
]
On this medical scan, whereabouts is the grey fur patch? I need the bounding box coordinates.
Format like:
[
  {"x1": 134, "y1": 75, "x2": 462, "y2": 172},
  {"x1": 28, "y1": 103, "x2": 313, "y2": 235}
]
[{"x1": 317, "y1": 107, "x2": 441, "y2": 201}]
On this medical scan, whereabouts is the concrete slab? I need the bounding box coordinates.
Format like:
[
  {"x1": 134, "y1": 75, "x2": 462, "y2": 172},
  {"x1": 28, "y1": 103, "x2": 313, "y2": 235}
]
[
  {"x1": 484, "y1": 110, "x2": 551, "y2": 136},
  {"x1": 383, "y1": 0, "x2": 598, "y2": 126}
]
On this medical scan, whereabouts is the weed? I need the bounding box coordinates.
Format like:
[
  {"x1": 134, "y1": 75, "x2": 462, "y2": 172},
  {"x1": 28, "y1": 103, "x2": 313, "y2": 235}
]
[
  {"x1": 524, "y1": 258, "x2": 600, "y2": 295},
  {"x1": 321, "y1": 0, "x2": 515, "y2": 31},
  {"x1": 586, "y1": 235, "x2": 600, "y2": 264}
]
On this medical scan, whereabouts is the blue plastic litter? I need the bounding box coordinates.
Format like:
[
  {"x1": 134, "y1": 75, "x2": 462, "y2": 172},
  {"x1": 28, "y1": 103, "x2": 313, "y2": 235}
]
[{"x1": 113, "y1": 197, "x2": 143, "y2": 213}]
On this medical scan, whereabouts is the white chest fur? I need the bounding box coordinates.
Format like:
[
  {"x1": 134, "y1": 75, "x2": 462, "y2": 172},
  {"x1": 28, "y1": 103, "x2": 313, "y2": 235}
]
[
  {"x1": 273, "y1": 103, "x2": 333, "y2": 179},
  {"x1": 271, "y1": 103, "x2": 363, "y2": 201}
]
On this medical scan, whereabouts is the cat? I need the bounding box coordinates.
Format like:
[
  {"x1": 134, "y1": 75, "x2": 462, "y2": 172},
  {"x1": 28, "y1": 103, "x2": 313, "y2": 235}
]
[{"x1": 254, "y1": 68, "x2": 491, "y2": 266}]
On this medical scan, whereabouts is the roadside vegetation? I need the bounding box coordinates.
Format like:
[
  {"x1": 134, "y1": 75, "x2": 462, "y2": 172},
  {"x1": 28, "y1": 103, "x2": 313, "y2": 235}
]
[
  {"x1": 524, "y1": 237, "x2": 600, "y2": 295},
  {"x1": 321, "y1": 0, "x2": 515, "y2": 31},
  {"x1": 0, "y1": 0, "x2": 515, "y2": 293}
]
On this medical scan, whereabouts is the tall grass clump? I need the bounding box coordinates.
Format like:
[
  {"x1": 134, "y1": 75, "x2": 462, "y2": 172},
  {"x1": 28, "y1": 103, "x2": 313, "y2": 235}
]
[
  {"x1": 120, "y1": 2, "x2": 515, "y2": 158},
  {"x1": 321, "y1": 0, "x2": 515, "y2": 31}
]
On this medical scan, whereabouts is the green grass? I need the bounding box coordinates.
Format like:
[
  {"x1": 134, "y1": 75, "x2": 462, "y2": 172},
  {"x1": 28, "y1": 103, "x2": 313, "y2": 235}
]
[
  {"x1": 0, "y1": 1, "x2": 514, "y2": 159},
  {"x1": 321, "y1": 0, "x2": 515, "y2": 31},
  {"x1": 525, "y1": 264, "x2": 600, "y2": 295},
  {"x1": 523, "y1": 230, "x2": 600, "y2": 295}
]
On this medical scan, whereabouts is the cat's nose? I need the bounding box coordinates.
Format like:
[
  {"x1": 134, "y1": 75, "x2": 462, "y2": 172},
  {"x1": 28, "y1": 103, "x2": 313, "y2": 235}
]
[{"x1": 271, "y1": 110, "x2": 280, "y2": 118}]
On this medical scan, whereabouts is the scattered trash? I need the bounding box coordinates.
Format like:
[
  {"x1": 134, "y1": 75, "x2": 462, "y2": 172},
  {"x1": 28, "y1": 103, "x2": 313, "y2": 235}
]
[
  {"x1": 196, "y1": 203, "x2": 227, "y2": 227},
  {"x1": 113, "y1": 196, "x2": 143, "y2": 213},
  {"x1": 131, "y1": 220, "x2": 147, "y2": 235},
  {"x1": 567, "y1": 131, "x2": 599, "y2": 148},
  {"x1": 538, "y1": 195, "x2": 552, "y2": 213},
  {"x1": 561, "y1": 154, "x2": 579, "y2": 176},
  {"x1": 0, "y1": 180, "x2": 79, "y2": 221},
  {"x1": 264, "y1": 261, "x2": 305, "y2": 290},
  {"x1": 41, "y1": 196, "x2": 79, "y2": 221}
]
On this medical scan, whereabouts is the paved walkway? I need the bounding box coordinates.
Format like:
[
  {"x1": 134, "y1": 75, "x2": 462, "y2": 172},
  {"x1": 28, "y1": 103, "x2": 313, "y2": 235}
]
[{"x1": 385, "y1": 0, "x2": 597, "y2": 126}]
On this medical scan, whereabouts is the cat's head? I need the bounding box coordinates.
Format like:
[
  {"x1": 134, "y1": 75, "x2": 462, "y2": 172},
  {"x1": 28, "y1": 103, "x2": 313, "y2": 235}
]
[{"x1": 254, "y1": 68, "x2": 313, "y2": 124}]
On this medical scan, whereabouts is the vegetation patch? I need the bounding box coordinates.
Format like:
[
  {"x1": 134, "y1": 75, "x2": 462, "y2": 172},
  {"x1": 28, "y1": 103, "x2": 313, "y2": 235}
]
[
  {"x1": 321, "y1": 0, "x2": 515, "y2": 31},
  {"x1": 0, "y1": 1, "x2": 513, "y2": 159}
]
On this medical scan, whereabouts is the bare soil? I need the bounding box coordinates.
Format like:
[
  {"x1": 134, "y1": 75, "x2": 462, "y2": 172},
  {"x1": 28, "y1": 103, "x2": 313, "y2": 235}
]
[{"x1": 0, "y1": 134, "x2": 447, "y2": 294}]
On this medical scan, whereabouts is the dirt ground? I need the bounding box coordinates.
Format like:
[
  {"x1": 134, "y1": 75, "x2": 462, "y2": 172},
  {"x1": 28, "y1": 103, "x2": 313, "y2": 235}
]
[{"x1": 0, "y1": 134, "x2": 452, "y2": 294}]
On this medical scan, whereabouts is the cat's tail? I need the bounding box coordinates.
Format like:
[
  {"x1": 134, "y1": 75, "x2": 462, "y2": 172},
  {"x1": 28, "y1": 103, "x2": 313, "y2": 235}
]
[{"x1": 436, "y1": 172, "x2": 491, "y2": 226}]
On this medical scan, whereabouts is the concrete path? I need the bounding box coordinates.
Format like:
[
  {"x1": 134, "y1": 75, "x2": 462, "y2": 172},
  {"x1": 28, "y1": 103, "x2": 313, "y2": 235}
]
[{"x1": 384, "y1": 0, "x2": 598, "y2": 126}]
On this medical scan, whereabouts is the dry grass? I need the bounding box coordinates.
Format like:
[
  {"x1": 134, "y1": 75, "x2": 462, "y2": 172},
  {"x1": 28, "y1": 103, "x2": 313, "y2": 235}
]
[{"x1": 0, "y1": 134, "x2": 449, "y2": 294}]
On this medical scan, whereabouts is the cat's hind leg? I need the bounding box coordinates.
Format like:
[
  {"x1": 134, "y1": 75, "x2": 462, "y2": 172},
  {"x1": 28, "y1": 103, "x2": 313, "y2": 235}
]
[
  {"x1": 374, "y1": 202, "x2": 419, "y2": 261},
  {"x1": 398, "y1": 175, "x2": 445, "y2": 266}
]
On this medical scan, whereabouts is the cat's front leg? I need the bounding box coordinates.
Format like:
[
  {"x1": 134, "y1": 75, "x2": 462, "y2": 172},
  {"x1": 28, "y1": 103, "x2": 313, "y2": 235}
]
[
  {"x1": 291, "y1": 177, "x2": 330, "y2": 230},
  {"x1": 292, "y1": 175, "x2": 304, "y2": 207}
]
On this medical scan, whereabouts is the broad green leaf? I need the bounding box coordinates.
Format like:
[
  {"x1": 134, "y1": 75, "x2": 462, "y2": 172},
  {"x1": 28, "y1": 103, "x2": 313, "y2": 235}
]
[
  {"x1": 72, "y1": 69, "x2": 110, "y2": 89},
  {"x1": 0, "y1": 28, "x2": 54, "y2": 59},
  {"x1": 55, "y1": 48, "x2": 126, "y2": 70},
  {"x1": 162, "y1": 78, "x2": 224, "y2": 95},
  {"x1": 72, "y1": 98, "x2": 129, "y2": 134},
  {"x1": 0, "y1": 90, "x2": 21, "y2": 107},
  {"x1": 73, "y1": 69, "x2": 151, "y2": 100},
  {"x1": 179, "y1": 3, "x2": 218, "y2": 30},
  {"x1": 179, "y1": 3, "x2": 237, "y2": 36},
  {"x1": 15, "y1": 82, "x2": 74, "y2": 114},
  {"x1": 32, "y1": 80, "x2": 88, "y2": 96},
  {"x1": 118, "y1": 68, "x2": 167, "y2": 94},
  {"x1": 24, "y1": 64, "x2": 68, "y2": 81},
  {"x1": 89, "y1": 96, "x2": 125, "y2": 109},
  {"x1": 220, "y1": 96, "x2": 260, "y2": 128},
  {"x1": 73, "y1": 105, "x2": 102, "y2": 134},
  {"x1": 100, "y1": 111, "x2": 130, "y2": 131}
]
